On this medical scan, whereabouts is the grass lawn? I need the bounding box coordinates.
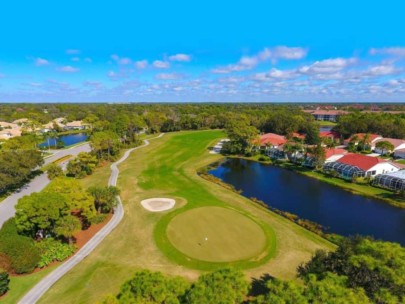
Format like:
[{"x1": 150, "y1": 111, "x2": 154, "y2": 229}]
[
  {"x1": 396, "y1": 159, "x2": 405, "y2": 165},
  {"x1": 317, "y1": 120, "x2": 337, "y2": 126},
  {"x1": 38, "y1": 130, "x2": 334, "y2": 304},
  {"x1": 165, "y1": 206, "x2": 273, "y2": 264},
  {"x1": 1, "y1": 266, "x2": 57, "y2": 304}
]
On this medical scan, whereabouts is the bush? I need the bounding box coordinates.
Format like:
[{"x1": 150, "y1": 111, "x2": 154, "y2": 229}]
[
  {"x1": 35, "y1": 238, "x2": 75, "y2": 268},
  {"x1": 0, "y1": 219, "x2": 41, "y2": 274},
  {"x1": 89, "y1": 214, "x2": 108, "y2": 225},
  {"x1": 0, "y1": 269, "x2": 9, "y2": 296},
  {"x1": 258, "y1": 155, "x2": 270, "y2": 162},
  {"x1": 47, "y1": 163, "x2": 64, "y2": 180}
]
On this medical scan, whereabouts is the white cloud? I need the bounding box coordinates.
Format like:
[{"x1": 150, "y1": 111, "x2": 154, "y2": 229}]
[
  {"x1": 299, "y1": 58, "x2": 357, "y2": 75},
  {"x1": 111, "y1": 54, "x2": 132, "y2": 65},
  {"x1": 363, "y1": 65, "x2": 399, "y2": 76},
  {"x1": 135, "y1": 60, "x2": 148, "y2": 69},
  {"x1": 83, "y1": 80, "x2": 103, "y2": 89},
  {"x1": 58, "y1": 66, "x2": 80, "y2": 73},
  {"x1": 155, "y1": 73, "x2": 183, "y2": 80},
  {"x1": 0, "y1": 73, "x2": 5, "y2": 78},
  {"x1": 66, "y1": 49, "x2": 80, "y2": 54},
  {"x1": 153, "y1": 60, "x2": 170, "y2": 69},
  {"x1": 35, "y1": 58, "x2": 50, "y2": 66},
  {"x1": 71, "y1": 57, "x2": 80, "y2": 62},
  {"x1": 370, "y1": 47, "x2": 405, "y2": 57},
  {"x1": 169, "y1": 54, "x2": 191, "y2": 62},
  {"x1": 272, "y1": 46, "x2": 308, "y2": 60},
  {"x1": 84, "y1": 57, "x2": 92, "y2": 63},
  {"x1": 212, "y1": 46, "x2": 308, "y2": 74}
]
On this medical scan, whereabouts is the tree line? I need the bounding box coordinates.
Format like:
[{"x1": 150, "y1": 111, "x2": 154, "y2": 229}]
[{"x1": 101, "y1": 236, "x2": 404, "y2": 303}]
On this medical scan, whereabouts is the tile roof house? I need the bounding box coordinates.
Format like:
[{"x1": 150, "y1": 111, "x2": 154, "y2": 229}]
[
  {"x1": 344, "y1": 133, "x2": 383, "y2": 146},
  {"x1": 372, "y1": 138, "x2": 405, "y2": 154},
  {"x1": 255, "y1": 133, "x2": 287, "y2": 148},
  {"x1": 324, "y1": 148, "x2": 348, "y2": 162},
  {"x1": 64, "y1": 121, "x2": 89, "y2": 130},
  {"x1": 331, "y1": 153, "x2": 400, "y2": 177},
  {"x1": 309, "y1": 110, "x2": 348, "y2": 122}
]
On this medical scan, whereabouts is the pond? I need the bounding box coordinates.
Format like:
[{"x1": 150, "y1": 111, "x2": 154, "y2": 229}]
[
  {"x1": 39, "y1": 133, "x2": 88, "y2": 148},
  {"x1": 209, "y1": 158, "x2": 405, "y2": 245}
]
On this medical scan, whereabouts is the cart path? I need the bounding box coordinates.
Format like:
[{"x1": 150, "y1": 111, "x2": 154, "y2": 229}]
[{"x1": 18, "y1": 133, "x2": 164, "y2": 304}]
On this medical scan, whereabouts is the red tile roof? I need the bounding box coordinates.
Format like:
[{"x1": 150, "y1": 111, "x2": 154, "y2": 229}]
[
  {"x1": 291, "y1": 132, "x2": 306, "y2": 139},
  {"x1": 325, "y1": 148, "x2": 348, "y2": 159},
  {"x1": 311, "y1": 110, "x2": 348, "y2": 115},
  {"x1": 349, "y1": 133, "x2": 382, "y2": 142},
  {"x1": 337, "y1": 153, "x2": 388, "y2": 171},
  {"x1": 257, "y1": 133, "x2": 287, "y2": 146},
  {"x1": 320, "y1": 131, "x2": 340, "y2": 139}
]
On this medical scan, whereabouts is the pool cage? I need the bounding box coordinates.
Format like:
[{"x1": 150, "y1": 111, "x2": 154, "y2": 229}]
[
  {"x1": 323, "y1": 162, "x2": 365, "y2": 179},
  {"x1": 373, "y1": 171, "x2": 405, "y2": 192}
]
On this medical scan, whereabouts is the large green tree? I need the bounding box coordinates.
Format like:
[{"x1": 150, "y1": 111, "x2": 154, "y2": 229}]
[
  {"x1": 15, "y1": 192, "x2": 69, "y2": 236},
  {"x1": 115, "y1": 270, "x2": 189, "y2": 304},
  {"x1": 185, "y1": 268, "x2": 249, "y2": 304}
]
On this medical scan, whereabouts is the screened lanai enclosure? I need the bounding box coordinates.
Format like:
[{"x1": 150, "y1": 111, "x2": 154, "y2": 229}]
[
  {"x1": 373, "y1": 171, "x2": 405, "y2": 192},
  {"x1": 323, "y1": 162, "x2": 365, "y2": 179}
]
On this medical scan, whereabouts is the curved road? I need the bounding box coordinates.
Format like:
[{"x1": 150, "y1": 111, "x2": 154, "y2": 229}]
[
  {"x1": 0, "y1": 143, "x2": 91, "y2": 228},
  {"x1": 19, "y1": 133, "x2": 164, "y2": 304}
]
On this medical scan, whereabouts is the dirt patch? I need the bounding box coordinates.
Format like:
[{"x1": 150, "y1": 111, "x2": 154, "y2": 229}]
[{"x1": 74, "y1": 213, "x2": 113, "y2": 248}]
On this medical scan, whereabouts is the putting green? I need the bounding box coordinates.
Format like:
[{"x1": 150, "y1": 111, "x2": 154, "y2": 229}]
[{"x1": 166, "y1": 206, "x2": 267, "y2": 262}]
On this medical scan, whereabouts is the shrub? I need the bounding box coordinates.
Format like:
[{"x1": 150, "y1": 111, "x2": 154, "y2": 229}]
[
  {"x1": 0, "y1": 219, "x2": 41, "y2": 274},
  {"x1": 0, "y1": 236, "x2": 41, "y2": 274},
  {"x1": 0, "y1": 269, "x2": 9, "y2": 296},
  {"x1": 35, "y1": 238, "x2": 75, "y2": 268},
  {"x1": 89, "y1": 214, "x2": 108, "y2": 225},
  {"x1": 47, "y1": 163, "x2": 64, "y2": 180}
]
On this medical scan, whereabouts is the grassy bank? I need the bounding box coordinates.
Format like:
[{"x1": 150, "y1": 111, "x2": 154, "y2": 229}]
[{"x1": 38, "y1": 130, "x2": 333, "y2": 304}]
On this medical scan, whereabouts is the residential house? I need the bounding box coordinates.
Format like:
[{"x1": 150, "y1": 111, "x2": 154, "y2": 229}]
[
  {"x1": 344, "y1": 133, "x2": 383, "y2": 147},
  {"x1": 64, "y1": 121, "x2": 89, "y2": 130},
  {"x1": 323, "y1": 153, "x2": 400, "y2": 179},
  {"x1": 394, "y1": 149, "x2": 405, "y2": 159},
  {"x1": 254, "y1": 133, "x2": 288, "y2": 159},
  {"x1": 372, "y1": 138, "x2": 405, "y2": 154}
]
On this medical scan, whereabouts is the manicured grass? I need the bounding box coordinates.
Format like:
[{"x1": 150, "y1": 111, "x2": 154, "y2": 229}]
[
  {"x1": 165, "y1": 206, "x2": 272, "y2": 264},
  {"x1": 1, "y1": 266, "x2": 57, "y2": 304},
  {"x1": 38, "y1": 130, "x2": 333, "y2": 304},
  {"x1": 79, "y1": 163, "x2": 112, "y2": 189},
  {"x1": 317, "y1": 120, "x2": 337, "y2": 126},
  {"x1": 396, "y1": 159, "x2": 405, "y2": 165}
]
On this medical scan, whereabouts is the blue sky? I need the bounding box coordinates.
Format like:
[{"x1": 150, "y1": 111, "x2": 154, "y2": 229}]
[{"x1": 1, "y1": 0, "x2": 405, "y2": 102}]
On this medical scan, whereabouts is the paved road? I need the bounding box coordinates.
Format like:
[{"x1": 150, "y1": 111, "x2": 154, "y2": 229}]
[
  {"x1": 0, "y1": 143, "x2": 91, "y2": 228},
  {"x1": 19, "y1": 133, "x2": 164, "y2": 304}
]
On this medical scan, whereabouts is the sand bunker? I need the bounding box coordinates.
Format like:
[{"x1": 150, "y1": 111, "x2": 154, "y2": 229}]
[{"x1": 141, "y1": 198, "x2": 176, "y2": 212}]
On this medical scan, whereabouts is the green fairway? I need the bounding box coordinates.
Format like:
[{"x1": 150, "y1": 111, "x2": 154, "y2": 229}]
[
  {"x1": 167, "y1": 206, "x2": 269, "y2": 263},
  {"x1": 38, "y1": 130, "x2": 334, "y2": 304}
]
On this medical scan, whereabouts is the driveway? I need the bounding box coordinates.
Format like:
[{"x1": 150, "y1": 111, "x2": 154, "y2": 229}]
[{"x1": 0, "y1": 143, "x2": 91, "y2": 228}]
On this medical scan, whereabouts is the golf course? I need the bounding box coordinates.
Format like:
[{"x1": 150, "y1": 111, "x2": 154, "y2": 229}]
[{"x1": 37, "y1": 130, "x2": 334, "y2": 304}]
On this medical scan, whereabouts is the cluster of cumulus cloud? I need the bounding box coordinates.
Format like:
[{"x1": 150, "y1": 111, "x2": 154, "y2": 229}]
[{"x1": 2, "y1": 46, "x2": 405, "y2": 102}]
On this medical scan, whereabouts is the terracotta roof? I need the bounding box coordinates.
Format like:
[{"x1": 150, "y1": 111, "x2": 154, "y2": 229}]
[
  {"x1": 373, "y1": 138, "x2": 405, "y2": 149},
  {"x1": 325, "y1": 148, "x2": 348, "y2": 159},
  {"x1": 320, "y1": 131, "x2": 340, "y2": 139},
  {"x1": 256, "y1": 133, "x2": 287, "y2": 146},
  {"x1": 291, "y1": 132, "x2": 306, "y2": 139},
  {"x1": 347, "y1": 133, "x2": 382, "y2": 143},
  {"x1": 337, "y1": 153, "x2": 389, "y2": 171}
]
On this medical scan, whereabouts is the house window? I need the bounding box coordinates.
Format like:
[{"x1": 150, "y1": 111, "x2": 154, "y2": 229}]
[{"x1": 371, "y1": 170, "x2": 376, "y2": 175}]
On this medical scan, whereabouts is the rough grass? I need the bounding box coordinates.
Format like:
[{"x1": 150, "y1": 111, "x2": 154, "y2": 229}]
[
  {"x1": 165, "y1": 206, "x2": 272, "y2": 264},
  {"x1": 38, "y1": 130, "x2": 334, "y2": 304}
]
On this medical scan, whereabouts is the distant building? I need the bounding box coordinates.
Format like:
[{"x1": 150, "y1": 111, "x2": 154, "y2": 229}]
[
  {"x1": 308, "y1": 110, "x2": 348, "y2": 122},
  {"x1": 64, "y1": 121, "x2": 89, "y2": 130}
]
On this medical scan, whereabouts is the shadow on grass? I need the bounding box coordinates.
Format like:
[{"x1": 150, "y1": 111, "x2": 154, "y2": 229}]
[{"x1": 249, "y1": 273, "x2": 275, "y2": 297}]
